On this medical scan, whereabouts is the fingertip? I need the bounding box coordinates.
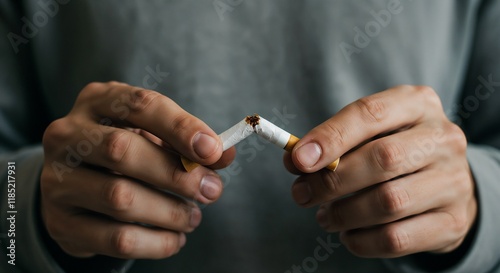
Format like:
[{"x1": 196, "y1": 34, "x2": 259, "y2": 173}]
[
  {"x1": 291, "y1": 178, "x2": 312, "y2": 206},
  {"x1": 169, "y1": 112, "x2": 223, "y2": 166},
  {"x1": 199, "y1": 174, "x2": 223, "y2": 203},
  {"x1": 179, "y1": 233, "x2": 186, "y2": 248},
  {"x1": 316, "y1": 206, "x2": 329, "y2": 229},
  {"x1": 192, "y1": 132, "x2": 222, "y2": 163},
  {"x1": 292, "y1": 140, "x2": 323, "y2": 173},
  {"x1": 188, "y1": 207, "x2": 202, "y2": 231}
]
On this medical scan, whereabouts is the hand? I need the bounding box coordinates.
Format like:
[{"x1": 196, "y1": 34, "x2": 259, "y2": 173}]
[
  {"x1": 41, "y1": 82, "x2": 235, "y2": 259},
  {"x1": 285, "y1": 85, "x2": 476, "y2": 258}
]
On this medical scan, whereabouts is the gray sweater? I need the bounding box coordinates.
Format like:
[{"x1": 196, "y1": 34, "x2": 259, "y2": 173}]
[{"x1": 1, "y1": 0, "x2": 500, "y2": 272}]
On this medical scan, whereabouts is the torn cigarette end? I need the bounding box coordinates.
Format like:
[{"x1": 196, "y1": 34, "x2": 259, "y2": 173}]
[{"x1": 245, "y1": 114, "x2": 260, "y2": 128}]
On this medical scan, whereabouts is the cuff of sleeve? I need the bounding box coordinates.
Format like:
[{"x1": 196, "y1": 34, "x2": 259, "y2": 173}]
[
  {"x1": 0, "y1": 146, "x2": 133, "y2": 273},
  {"x1": 383, "y1": 144, "x2": 500, "y2": 273},
  {"x1": 1, "y1": 146, "x2": 62, "y2": 273}
]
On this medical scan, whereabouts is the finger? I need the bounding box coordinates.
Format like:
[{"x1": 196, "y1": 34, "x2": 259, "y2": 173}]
[
  {"x1": 292, "y1": 86, "x2": 444, "y2": 172},
  {"x1": 291, "y1": 124, "x2": 444, "y2": 206},
  {"x1": 54, "y1": 167, "x2": 202, "y2": 233},
  {"x1": 339, "y1": 211, "x2": 468, "y2": 258},
  {"x1": 78, "y1": 82, "x2": 222, "y2": 165},
  {"x1": 316, "y1": 168, "x2": 461, "y2": 232},
  {"x1": 206, "y1": 147, "x2": 237, "y2": 170},
  {"x1": 127, "y1": 128, "x2": 235, "y2": 170},
  {"x1": 56, "y1": 213, "x2": 186, "y2": 259},
  {"x1": 76, "y1": 124, "x2": 222, "y2": 203},
  {"x1": 137, "y1": 129, "x2": 168, "y2": 147}
]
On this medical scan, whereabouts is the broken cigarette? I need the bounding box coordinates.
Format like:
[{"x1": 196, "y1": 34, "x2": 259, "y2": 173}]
[{"x1": 181, "y1": 114, "x2": 340, "y2": 172}]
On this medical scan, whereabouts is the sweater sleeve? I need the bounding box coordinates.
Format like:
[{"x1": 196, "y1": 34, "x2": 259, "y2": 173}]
[
  {"x1": 0, "y1": 1, "x2": 132, "y2": 272},
  {"x1": 0, "y1": 147, "x2": 62, "y2": 273},
  {"x1": 0, "y1": 1, "x2": 57, "y2": 271},
  {"x1": 384, "y1": 0, "x2": 500, "y2": 272}
]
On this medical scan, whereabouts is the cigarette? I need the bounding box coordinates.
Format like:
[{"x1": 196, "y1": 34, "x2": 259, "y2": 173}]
[
  {"x1": 181, "y1": 114, "x2": 340, "y2": 172},
  {"x1": 219, "y1": 116, "x2": 255, "y2": 150}
]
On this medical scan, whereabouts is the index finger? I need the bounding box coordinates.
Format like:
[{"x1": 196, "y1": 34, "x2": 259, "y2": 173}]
[
  {"x1": 77, "y1": 82, "x2": 222, "y2": 165},
  {"x1": 291, "y1": 85, "x2": 443, "y2": 172}
]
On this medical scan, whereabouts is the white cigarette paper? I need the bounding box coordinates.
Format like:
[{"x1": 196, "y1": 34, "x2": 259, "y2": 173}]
[
  {"x1": 181, "y1": 114, "x2": 339, "y2": 172},
  {"x1": 218, "y1": 118, "x2": 254, "y2": 151},
  {"x1": 253, "y1": 116, "x2": 291, "y2": 149}
]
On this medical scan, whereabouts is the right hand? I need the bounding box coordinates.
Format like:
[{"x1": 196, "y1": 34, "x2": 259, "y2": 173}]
[{"x1": 40, "y1": 82, "x2": 235, "y2": 259}]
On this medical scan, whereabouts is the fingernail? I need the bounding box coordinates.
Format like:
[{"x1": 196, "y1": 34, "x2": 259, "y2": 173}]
[
  {"x1": 189, "y1": 208, "x2": 202, "y2": 228},
  {"x1": 292, "y1": 182, "x2": 312, "y2": 205},
  {"x1": 316, "y1": 207, "x2": 328, "y2": 228},
  {"x1": 179, "y1": 233, "x2": 186, "y2": 248},
  {"x1": 200, "y1": 175, "x2": 222, "y2": 200},
  {"x1": 193, "y1": 133, "x2": 218, "y2": 159},
  {"x1": 296, "y1": 142, "x2": 322, "y2": 168}
]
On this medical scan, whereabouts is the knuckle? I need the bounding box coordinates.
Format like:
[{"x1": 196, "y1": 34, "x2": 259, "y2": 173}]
[
  {"x1": 110, "y1": 227, "x2": 137, "y2": 257},
  {"x1": 415, "y1": 85, "x2": 442, "y2": 109},
  {"x1": 372, "y1": 140, "x2": 406, "y2": 172},
  {"x1": 438, "y1": 149, "x2": 474, "y2": 203},
  {"x1": 171, "y1": 114, "x2": 195, "y2": 137},
  {"x1": 40, "y1": 167, "x2": 58, "y2": 193},
  {"x1": 44, "y1": 213, "x2": 66, "y2": 241},
  {"x1": 447, "y1": 211, "x2": 469, "y2": 238},
  {"x1": 165, "y1": 164, "x2": 187, "y2": 190},
  {"x1": 103, "y1": 179, "x2": 135, "y2": 212},
  {"x1": 42, "y1": 118, "x2": 72, "y2": 152},
  {"x1": 165, "y1": 169, "x2": 203, "y2": 202},
  {"x1": 79, "y1": 82, "x2": 105, "y2": 101},
  {"x1": 126, "y1": 89, "x2": 161, "y2": 113},
  {"x1": 444, "y1": 123, "x2": 467, "y2": 154},
  {"x1": 168, "y1": 204, "x2": 187, "y2": 226},
  {"x1": 83, "y1": 82, "x2": 105, "y2": 91},
  {"x1": 355, "y1": 96, "x2": 387, "y2": 123},
  {"x1": 437, "y1": 240, "x2": 463, "y2": 253},
  {"x1": 321, "y1": 122, "x2": 349, "y2": 150},
  {"x1": 394, "y1": 84, "x2": 413, "y2": 91},
  {"x1": 104, "y1": 131, "x2": 132, "y2": 165},
  {"x1": 455, "y1": 217, "x2": 469, "y2": 237},
  {"x1": 450, "y1": 168, "x2": 473, "y2": 197},
  {"x1": 377, "y1": 183, "x2": 410, "y2": 216},
  {"x1": 381, "y1": 226, "x2": 411, "y2": 255},
  {"x1": 106, "y1": 81, "x2": 123, "y2": 86}
]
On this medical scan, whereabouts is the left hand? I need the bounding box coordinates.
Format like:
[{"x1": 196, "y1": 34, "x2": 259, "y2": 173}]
[{"x1": 285, "y1": 85, "x2": 477, "y2": 258}]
